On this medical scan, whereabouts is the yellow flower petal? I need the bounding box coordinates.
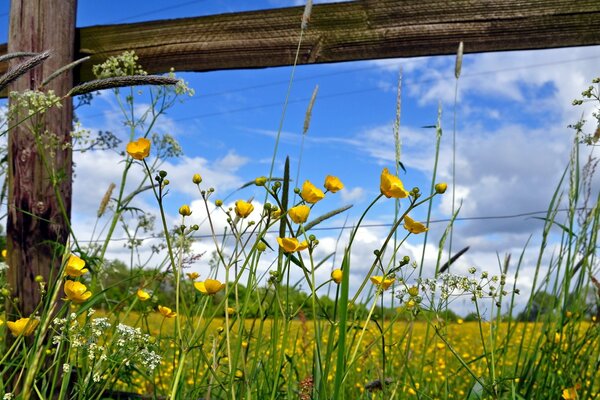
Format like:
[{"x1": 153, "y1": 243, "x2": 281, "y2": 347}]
[
  {"x1": 380, "y1": 168, "x2": 409, "y2": 199},
  {"x1": 136, "y1": 289, "x2": 151, "y2": 301},
  {"x1": 234, "y1": 200, "x2": 254, "y2": 218},
  {"x1": 301, "y1": 180, "x2": 325, "y2": 204},
  {"x1": 158, "y1": 305, "x2": 177, "y2": 318},
  {"x1": 63, "y1": 280, "x2": 92, "y2": 304},
  {"x1": 403, "y1": 215, "x2": 428, "y2": 234},
  {"x1": 64, "y1": 254, "x2": 88, "y2": 277},
  {"x1": 370, "y1": 275, "x2": 395, "y2": 291},
  {"x1": 7, "y1": 317, "x2": 39, "y2": 337},
  {"x1": 276, "y1": 237, "x2": 309, "y2": 253},
  {"x1": 126, "y1": 137, "x2": 151, "y2": 160},
  {"x1": 288, "y1": 205, "x2": 310, "y2": 224},
  {"x1": 324, "y1": 175, "x2": 344, "y2": 193},
  {"x1": 194, "y1": 279, "x2": 225, "y2": 295}
]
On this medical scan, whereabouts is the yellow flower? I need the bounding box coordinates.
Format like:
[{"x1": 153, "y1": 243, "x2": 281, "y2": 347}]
[
  {"x1": 301, "y1": 180, "x2": 325, "y2": 204},
  {"x1": 408, "y1": 286, "x2": 419, "y2": 297},
  {"x1": 276, "y1": 237, "x2": 309, "y2": 253},
  {"x1": 194, "y1": 279, "x2": 225, "y2": 295},
  {"x1": 435, "y1": 182, "x2": 448, "y2": 194},
  {"x1": 331, "y1": 269, "x2": 343, "y2": 284},
  {"x1": 288, "y1": 205, "x2": 310, "y2": 224},
  {"x1": 370, "y1": 275, "x2": 395, "y2": 291},
  {"x1": 227, "y1": 307, "x2": 235, "y2": 315},
  {"x1": 403, "y1": 215, "x2": 428, "y2": 234},
  {"x1": 380, "y1": 168, "x2": 409, "y2": 199},
  {"x1": 7, "y1": 317, "x2": 39, "y2": 337},
  {"x1": 324, "y1": 175, "x2": 344, "y2": 193},
  {"x1": 1, "y1": 249, "x2": 6, "y2": 258},
  {"x1": 235, "y1": 200, "x2": 254, "y2": 218},
  {"x1": 179, "y1": 204, "x2": 192, "y2": 217},
  {"x1": 192, "y1": 173, "x2": 202, "y2": 184},
  {"x1": 158, "y1": 305, "x2": 177, "y2": 318},
  {"x1": 64, "y1": 254, "x2": 88, "y2": 277},
  {"x1": 136, "y1": 289, "x2": 151, "y2": 301},
  {"x1": 457, "y1": 318, "x2": 464, "y2": 325},
  {"x1": 126, "y1": 137, "x2": 151, "y2": 160},
  {"x1": 63, "y1": 280, "x2": 92, "y2": 304},
  {"x1": 562, "y1": 385, "x2": 580, "y2": 400},
  {"x1": 186, "y1": 272, "x2": 200, "y2": 280}
]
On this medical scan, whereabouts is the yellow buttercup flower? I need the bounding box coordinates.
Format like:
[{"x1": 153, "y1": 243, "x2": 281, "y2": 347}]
[
  {"x1": 562, "y1": 385, "x2": 581, "y2": 400},
  {"x1": 276, "y1": 237, "x2": 309, "y2": 253},
  {"x1": 7, "y1": 317, "x2": 39, "y2": 337},
  {"x1": 403, "y1": 215, "x2": 428, "y2": 234},
  {"x1": 64, "y1": 254, "x2": 88, "y2": 277},
  {"x1": 331, "y1": 269, "x2": 343, "y2": 284},
  {"x1": 380, "y1": 168, "x2": 409, "y2": 199},
  {"x1": 235, "y1": 200, "x2": 254, "y2": 218},
  {"x1": 179, "y1": 204, "x2": 192, "y2": 217},
  {"x1": 288, "y1": 205, "x2": 310, "y2": 224},
  {"x1": 126, "y1": 137, "x2": 151, "y2": 160},
  {"x1": 158, "y1": 305, "x2": 177, "y2": 318},
  {"x1": 136, "y1": 288, "x2": 151, "y2": 301},
  {"x1": 324, "y1": 175, "x2": 344, "y2": 193},
  {"x1": 63, "y1": 280, "x2": 92, "y2": 304},
  {"x1": 370, "y1": 275, "x2": 396, "y2": 291},
  {"x1": 192, "y1": 173, "x2": 202, "y2": 184},
  {"x1": 186, "y1": 272, "x2": 200, "y2": 280},
  {"x1": 1, "y1": 249, "x2": 6, "y2": 258},
  {"x1": 194, "y1": 279, "x2": 225, "y2": 295},
  {"x1": 301, "y1": 180, "x2": 325, "y2": 204}
]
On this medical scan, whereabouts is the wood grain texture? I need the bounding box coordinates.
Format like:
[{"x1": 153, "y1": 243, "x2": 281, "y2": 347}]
[
  {"x1": 7, "y1": 0, "x2": 75, "y2": 317},
  {"x1": 1, "y1": 0, "x2": 599, "y2": 87}
]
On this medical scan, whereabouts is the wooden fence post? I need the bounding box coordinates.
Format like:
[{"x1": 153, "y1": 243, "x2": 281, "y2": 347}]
[{"x1": 7, "y1": 0, "x2": 76, "y2": 318}]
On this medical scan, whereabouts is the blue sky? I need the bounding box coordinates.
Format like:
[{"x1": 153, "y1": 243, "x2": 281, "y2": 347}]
[{"x1": 1, "y1": 1, "x2": 599, "y2": 313}]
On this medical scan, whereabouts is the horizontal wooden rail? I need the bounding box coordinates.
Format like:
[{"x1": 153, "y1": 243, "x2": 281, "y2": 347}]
[{"x1": 1, "y1": 0, "x2": 599, "y2": 93}]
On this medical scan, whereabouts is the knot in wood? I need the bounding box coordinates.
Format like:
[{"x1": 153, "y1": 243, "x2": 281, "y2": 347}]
[
  {"x1": 20, "y1": 148, "x2": 31, "y2": 163},
  {"x1": 34, "y1": 200, "x2": 47, "y2": 214}
]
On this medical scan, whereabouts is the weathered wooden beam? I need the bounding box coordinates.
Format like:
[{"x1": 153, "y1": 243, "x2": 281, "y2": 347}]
[
  {"x1": 7, "y1": 1, "x2": 75, "y2": 318},
  {"x1": 1, "y1": 0, "x2": 599, "y2": 87}
]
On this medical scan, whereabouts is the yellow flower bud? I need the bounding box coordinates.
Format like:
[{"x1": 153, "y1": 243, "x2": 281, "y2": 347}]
[
  {"x1": 435, "y1": 183, "x2": 448, "y2": 194},
  {"x1": 254, "y1": 176, "x2": 267, "y2": 186},
  {"x1": 331, "y1": 269, "x2": 343, "y2": 284},
  {"x1": 179, "y1": 204, "x2": 192, "y2": 217},
  {"x1": 192, "y1": 173, "x2": 202, "y2": 184},
  {"x1": 215, "y1": 200, "x2": 223, "y2": 207},
  {"x1": 256, "y1": 242, "x2": 267, "y2": 252}
]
